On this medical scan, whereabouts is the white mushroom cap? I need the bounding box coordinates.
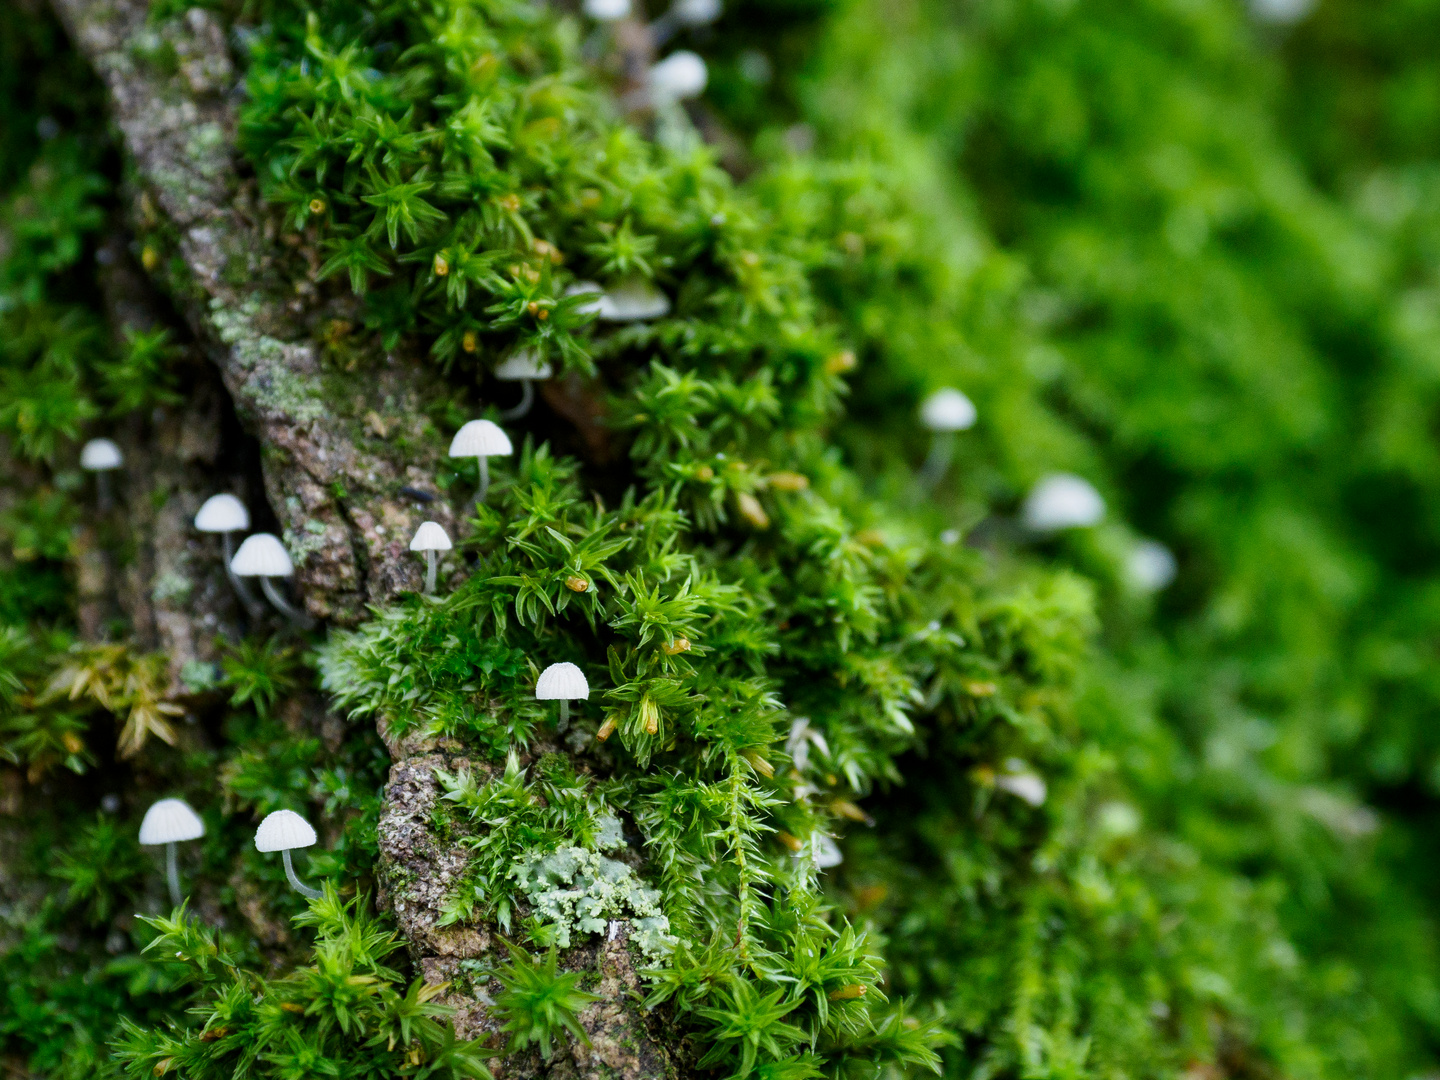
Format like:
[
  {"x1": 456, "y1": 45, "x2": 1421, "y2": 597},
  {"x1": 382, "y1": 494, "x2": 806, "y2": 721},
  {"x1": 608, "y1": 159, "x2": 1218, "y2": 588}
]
[
  {"x1": 194, "y1": 493, "x2": 250, "y2": 533},
  {"x1": 1022, "y1": 474, "x2": 1105, "y2": 532},
  {"x1": 672, "y1": 0, "x2": 722, "y2": 26},
  {"x1": 409, "y1": 521, "x2": 453, "y2": 552},
  {"x1": 1127, "y1": 540, "x2": 1177, "y2": 592},
  {"x1": 535, "y1": 661, "x2": 590, "y2": 700},
  {"x1": 920, "y1": 388, "x2": 977, "y2": 433},
  {"x1": 230, "y1": 533, "x2": 295, "y2": 577},
  {"x1": 1250, "y1": 0, "x2": 1314, "y2": 24},
  {"x1": 809, "y1": 832, "x2": 842, "y2": 868},
  {"x1": 596, "y1": 280, "x2": 671, "y2": 322},
  {"x1": 448, "y1": 419, "x2": 513, "y2": 458},
  {"x1": 138, "y1": 798, "x2": 205, "y2": 845},
  {"x1": 584, "y1": 0, "x2": 630, "y2": 18},
  {"x1": 80, "y1": 438, "x2": 123, "y2": 471},
  {"x1": 649, "y1": 51, "x2": 708, "y2": 103},
  {"x1": 494, "y1": 351, "x2": 554, "y2": 381},
  {"x1": 566, "y1": 281, "x2": 606, "y2": 316},
  {"x1": 254, "y1": 808, "x2": 317, "y2": 852},
  {"x1": 996, "y1": 762, "x2": 1047, "y2": 807}
]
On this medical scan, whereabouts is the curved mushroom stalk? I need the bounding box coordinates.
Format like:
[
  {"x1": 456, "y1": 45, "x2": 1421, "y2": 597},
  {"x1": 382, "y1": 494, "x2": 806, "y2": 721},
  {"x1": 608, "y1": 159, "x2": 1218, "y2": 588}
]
[
  {"x1": 259, "y1": 576, "x2": 317, "y2": 629},
  {"x1": 282, "y1": 849, "x2": 323, "y2": 900},
  {"x1": 221, "y1": 532, "x2": 262, "y2": 614},
  {"x1": 498, "y1": 378, "x2": 535, "y2": 421},
  {"x1": 917, "y1": 434, "x2": 955, "y2": 491},
  {"x1": 917, "y1": 388, "x2": 976, "y2": 491}
]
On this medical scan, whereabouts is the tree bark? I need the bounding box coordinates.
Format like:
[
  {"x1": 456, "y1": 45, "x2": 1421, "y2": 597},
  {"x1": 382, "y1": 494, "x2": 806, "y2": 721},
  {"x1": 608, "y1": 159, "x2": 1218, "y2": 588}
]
[{"x1": 49, "y1": 2, "x2": 681, "y2": 1074}]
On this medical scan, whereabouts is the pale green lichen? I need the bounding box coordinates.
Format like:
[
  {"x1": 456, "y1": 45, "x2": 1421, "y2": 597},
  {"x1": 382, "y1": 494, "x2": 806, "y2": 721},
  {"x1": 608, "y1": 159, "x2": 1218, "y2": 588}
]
[
  {"x1": 511, "y1": 845, "x2": 677, "y2": 963},
  {"x1": 151, "y1": 570, "x2": 192, "y2": 602},
  {"x1": 283, "y1": 520, "x2": 332, "y2": 566},
  {"x1": 208, "y1": 298, "x2": 327, "y2": 423}
]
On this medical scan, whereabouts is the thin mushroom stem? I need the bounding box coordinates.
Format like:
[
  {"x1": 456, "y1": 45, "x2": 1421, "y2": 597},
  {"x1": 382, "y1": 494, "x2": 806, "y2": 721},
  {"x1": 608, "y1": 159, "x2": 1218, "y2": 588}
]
[
  {"x1": 260, "y1": 577, "x2": 317, "y2": 629},
  {"x1": 165, "y1": 842, "x2": 182, "y2": 908},
  {"x1": 558, "y1": 698, "x2": 570, "y2": 733},
  {"x1": 499, "y1": 380, "x2": 535, "y2": 421},
  {"x1": 96, "y1": 472, "x2": 114, "y2": 513},
  {"x1": 476, "y1": 456, "x2": 491, "y2": 508},
  {"x1": 281, "y1": 849, "x2": 323, "y2": 900},
  {"x1": 424, "y1": 550, "x2": 438, "y2": 594},
  {"x1": 918, "y1": 433, "x2": 954, "y2": 491},
  {"x1": 222, "y1": 532, "x2": 262, "y2": 614}
]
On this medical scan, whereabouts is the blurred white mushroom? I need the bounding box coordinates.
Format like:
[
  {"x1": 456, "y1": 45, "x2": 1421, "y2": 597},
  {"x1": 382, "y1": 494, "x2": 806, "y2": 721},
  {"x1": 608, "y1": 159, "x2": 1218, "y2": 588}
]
[
  {"x1": 230, "y1": 533, "x2": 315, "y2": 628},
  {"x1": 651, "y1": 0, "x2": 721, "y2": 46},
  {"x1": 494, "y1": 350, "x2": 554, "y2": 421},
  {"x1": 1250, "y1": 0, "x2": 1314, "y2": 24},
  {"x1": 254, "y1": 808, "x2": 321, "y2": 899},
  {"x1": 139, "y1": 797, "x2": 205, "y2": 907},
  {"x1": 584, "y1": 0, "x2": 630, "y2": 19},
  {"x1": 449, "y1": 419, "x2": 513, "y2": 507},
  {"x1": 536, "y1": 661, "x2": 590, "y2": 730},
  {"x1": 917, "y1": 388, "x2": 977, "y2": 489},
  {"x1": 995, "y1": 760, "x2": 1047, "y2": 807},
  {"x1": 81, "y1": 438, "x2": 123, "y2": 511},
  {"x1": 195, "y1": 494, "x2": 259, "y2": 612},
  {"x1": 1022, "y1": 473, "x2": 1105, "y2": 532},
  {"x1": 409, "y1": 521, "x2": 452, "y2": 594},
  {"x1": 808, "y1": 832, "x2": 843, "y2": 869},
  {"x1": 1127, "y1": 539, "x2": 1177, "y2": 593},
  {"x1": 593, "y1": 279, "x2": 671, "y2": 322},
  {"x1": 647, "y1": 51, "x2": 708, "y2": 105}
]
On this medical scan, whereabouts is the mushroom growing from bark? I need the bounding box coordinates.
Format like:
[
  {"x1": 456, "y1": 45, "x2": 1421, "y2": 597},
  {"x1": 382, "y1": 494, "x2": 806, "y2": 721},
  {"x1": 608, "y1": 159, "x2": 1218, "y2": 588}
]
[
  {"x1": 194, "y1": 493, "x2": 259, "y2": 611},
  {"x1": 494, "y1": 350, "x2": 553, "y2": 421},
  {"x1": 138, "y1": 797, "x2": 205, "y2": 907},
  {"x1": 449, "y1": 419, "x2": 513, "y2": 508},
  {"x1": 409, "y1": 521, "x2": 452, "y2": 594},
  {"x1": 536, "y1": 661, "x2": 589, "y2": 731},
  {"x1": 647, "y1": 50, "x2": 708, "y2": 105},
  {"x1": 80, "y1": 438, "x2": 123, "y2": 511},
  {"x1": 230, "y1": 533, "x2": 315, "y2": 628},
  {"x1": 917, "y1": 388, "x2": 977, "y2": 490},
  {"x1": 254, "y1": 808, "x2": 322, "y2": 899},
  {"x1": 1022, "y1": 474, "x2": 1106, "y2": 532}
]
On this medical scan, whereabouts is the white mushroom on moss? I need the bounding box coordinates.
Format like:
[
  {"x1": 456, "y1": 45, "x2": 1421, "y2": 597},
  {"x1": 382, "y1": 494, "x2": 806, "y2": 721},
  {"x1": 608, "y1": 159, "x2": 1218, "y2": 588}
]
[
  {"x1": 651, "y1": 0, "x2": 721, "y2": 46},
  {"x1": 1127, "y1": 539, "x2": 1177, "y2": 593},
  {"x1": 409, "y1": 521, "x2": 452, "y2": 594},
  {"x1": 194, "y1": 493, "x2": 259, "y2": 611},
  {"x1": 995, "y1": 759, "x2": 1047, "y2": 807},
  {"x1": 917, "y1": 388, "x2": 977, "y2": 489},
  {"x1": 449, "y1": 419, "x2": 513, "y2": 508},
  {"x1": 494, "y1": 350, "x2": 554, "y2": 421},
  {"x1": 536, "y1": 661, "x2": 589, "y2": 731},
  {"x1": 80, "y1": 438, "x2": 123, "y2": 511},
  {"x1": 139, "y1": 797, "x2": 205, "y2": 907},
  {"x1": 254, "y1": 808, "x2": 322, "y2": 899},
  {"x1": 647, "y1": 50, "x2": 708, "y2": 106},
  {"x1": 1022, "y1": 473, "x2": 1105, "y2": 532},
  {"x1": 583, "y1": 0, "x2": 630, "y2": 19},
  {"x1": 592, "y1": 279, "x2": 671, "y2": 322},
  {"x1": 230, "y1": 533, "x2": 315, "y2": 628}
]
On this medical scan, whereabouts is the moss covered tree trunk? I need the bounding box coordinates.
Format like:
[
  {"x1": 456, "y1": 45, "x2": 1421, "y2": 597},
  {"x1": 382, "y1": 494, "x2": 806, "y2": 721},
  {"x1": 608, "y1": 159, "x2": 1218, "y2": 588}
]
[{"x1": 49, "y1": 0, "x2": 674, "y2": 1074}]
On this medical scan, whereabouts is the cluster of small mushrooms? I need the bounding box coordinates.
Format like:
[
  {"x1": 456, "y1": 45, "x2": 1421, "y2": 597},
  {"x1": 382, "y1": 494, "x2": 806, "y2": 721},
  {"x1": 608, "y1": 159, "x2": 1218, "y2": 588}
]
[{"x1": 135, "y1": 661, "x2": 591, "y2": 906}]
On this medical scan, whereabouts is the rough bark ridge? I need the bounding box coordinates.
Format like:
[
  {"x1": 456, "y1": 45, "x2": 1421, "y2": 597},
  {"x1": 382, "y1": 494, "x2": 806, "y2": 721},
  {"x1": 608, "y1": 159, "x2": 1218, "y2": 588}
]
[
  {"x1": 50, "y1": 3, "x2": 680, "y2": 1075},
  {"x1": 50, "y1": 0, "x2": 457, "y2": 628}
]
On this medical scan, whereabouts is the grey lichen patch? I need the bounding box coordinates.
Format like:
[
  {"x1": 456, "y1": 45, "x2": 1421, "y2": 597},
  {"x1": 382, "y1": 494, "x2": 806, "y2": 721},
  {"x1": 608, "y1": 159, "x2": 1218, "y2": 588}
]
[
  {"x1": 284, "y1": 519, "x2": 339, "y2": 567},
  {"x1": 184, "y1": 122, "x2": 228, "y2": 179},
  {"x1": 512, "y1": 846, "x2": 677, "y2": 963},
  {"x1": 151, "y1": 569, "x2": 193, "y2": 603}
]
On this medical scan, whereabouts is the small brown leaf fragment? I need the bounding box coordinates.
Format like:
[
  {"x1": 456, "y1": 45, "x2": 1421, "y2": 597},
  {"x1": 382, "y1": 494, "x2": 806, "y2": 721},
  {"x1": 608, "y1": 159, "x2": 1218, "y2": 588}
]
[
  {"x1": 565, "y1": 576, "x2": 589, "y2": 592},
  {"x1": 776, "y1": 831, "x2": 804, "y2": 852},
  {"x1": 736, "y1": 492, "x2": 769, "y2": 529},
  {"x1": 829, "y1": 983, "x2": 867, "y2": 1001},
  {"x1": 596, "y1": 716, "x2": 618, "y2": 741},
  {"x1": 365, "y1": 411, "x2": 389, "y2": 439},
  {"x1": 662, "y1": 637, "x2": 690, "y2": 655},
  {"x1": 766, "y1": 472, "x2": 809, "y2": 492}
]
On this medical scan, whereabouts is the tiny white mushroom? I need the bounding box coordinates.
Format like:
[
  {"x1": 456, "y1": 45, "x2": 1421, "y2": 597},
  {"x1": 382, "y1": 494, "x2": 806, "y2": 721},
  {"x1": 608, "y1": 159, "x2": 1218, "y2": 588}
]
[
  {"x1": 995, "y1": 760, "x2": 1047, "y2": 807},
  {"x1": 494, "y1": 350, "x2": 554, "y2": 421},
  {"x1": 808, "y1": 832, "x2": 843, "y2": 869},
  {"x1": 449, "y1": 419, "x2": 513, "y2": 507},
  {"x1": 195, "y1": 494, "x2": 259, "y2": 612},
  {"x1": 139, "y1": 797, "x2": 205, "y2": 907},
  {"x1": 81, "y1": 438, "x2": 123, "y2": 511},
  {"x1": 230, "y1": 533, "x2": 315, "y2": 628},
  {"x1": 409, "y1": 521, "x2": 453, "y2": 594},
  {"x1": 650, "y1": 0, "x2": 721, "y2": 47},
  {"x1": 917, "y1": 388, "x2": 977, "y2": 489},
  {"x1": 536, "y1": 661, "x2": 589, "y2": 730},
  {"x1": 1127, "y1": 539, "x2": 1177, "y2": 593},
  {"x1": 1250, "y1": 0, "x2": 1314, "y2": 24},
  {"x1": 594, "y1": 279, "x2": 671, "y2": 322},
  {"x1": 1022, "y1": 473, "x2": 1105, "y2": 532},
  {"x1": 254, "y1": 808, "x2": 322, "y2": 899},
  {"x1": 647, "y1": 50, "x2": 708, "y2": 105},
  {"x1": 584, "y1": 0, "x2": 631, "y2": 19}
]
